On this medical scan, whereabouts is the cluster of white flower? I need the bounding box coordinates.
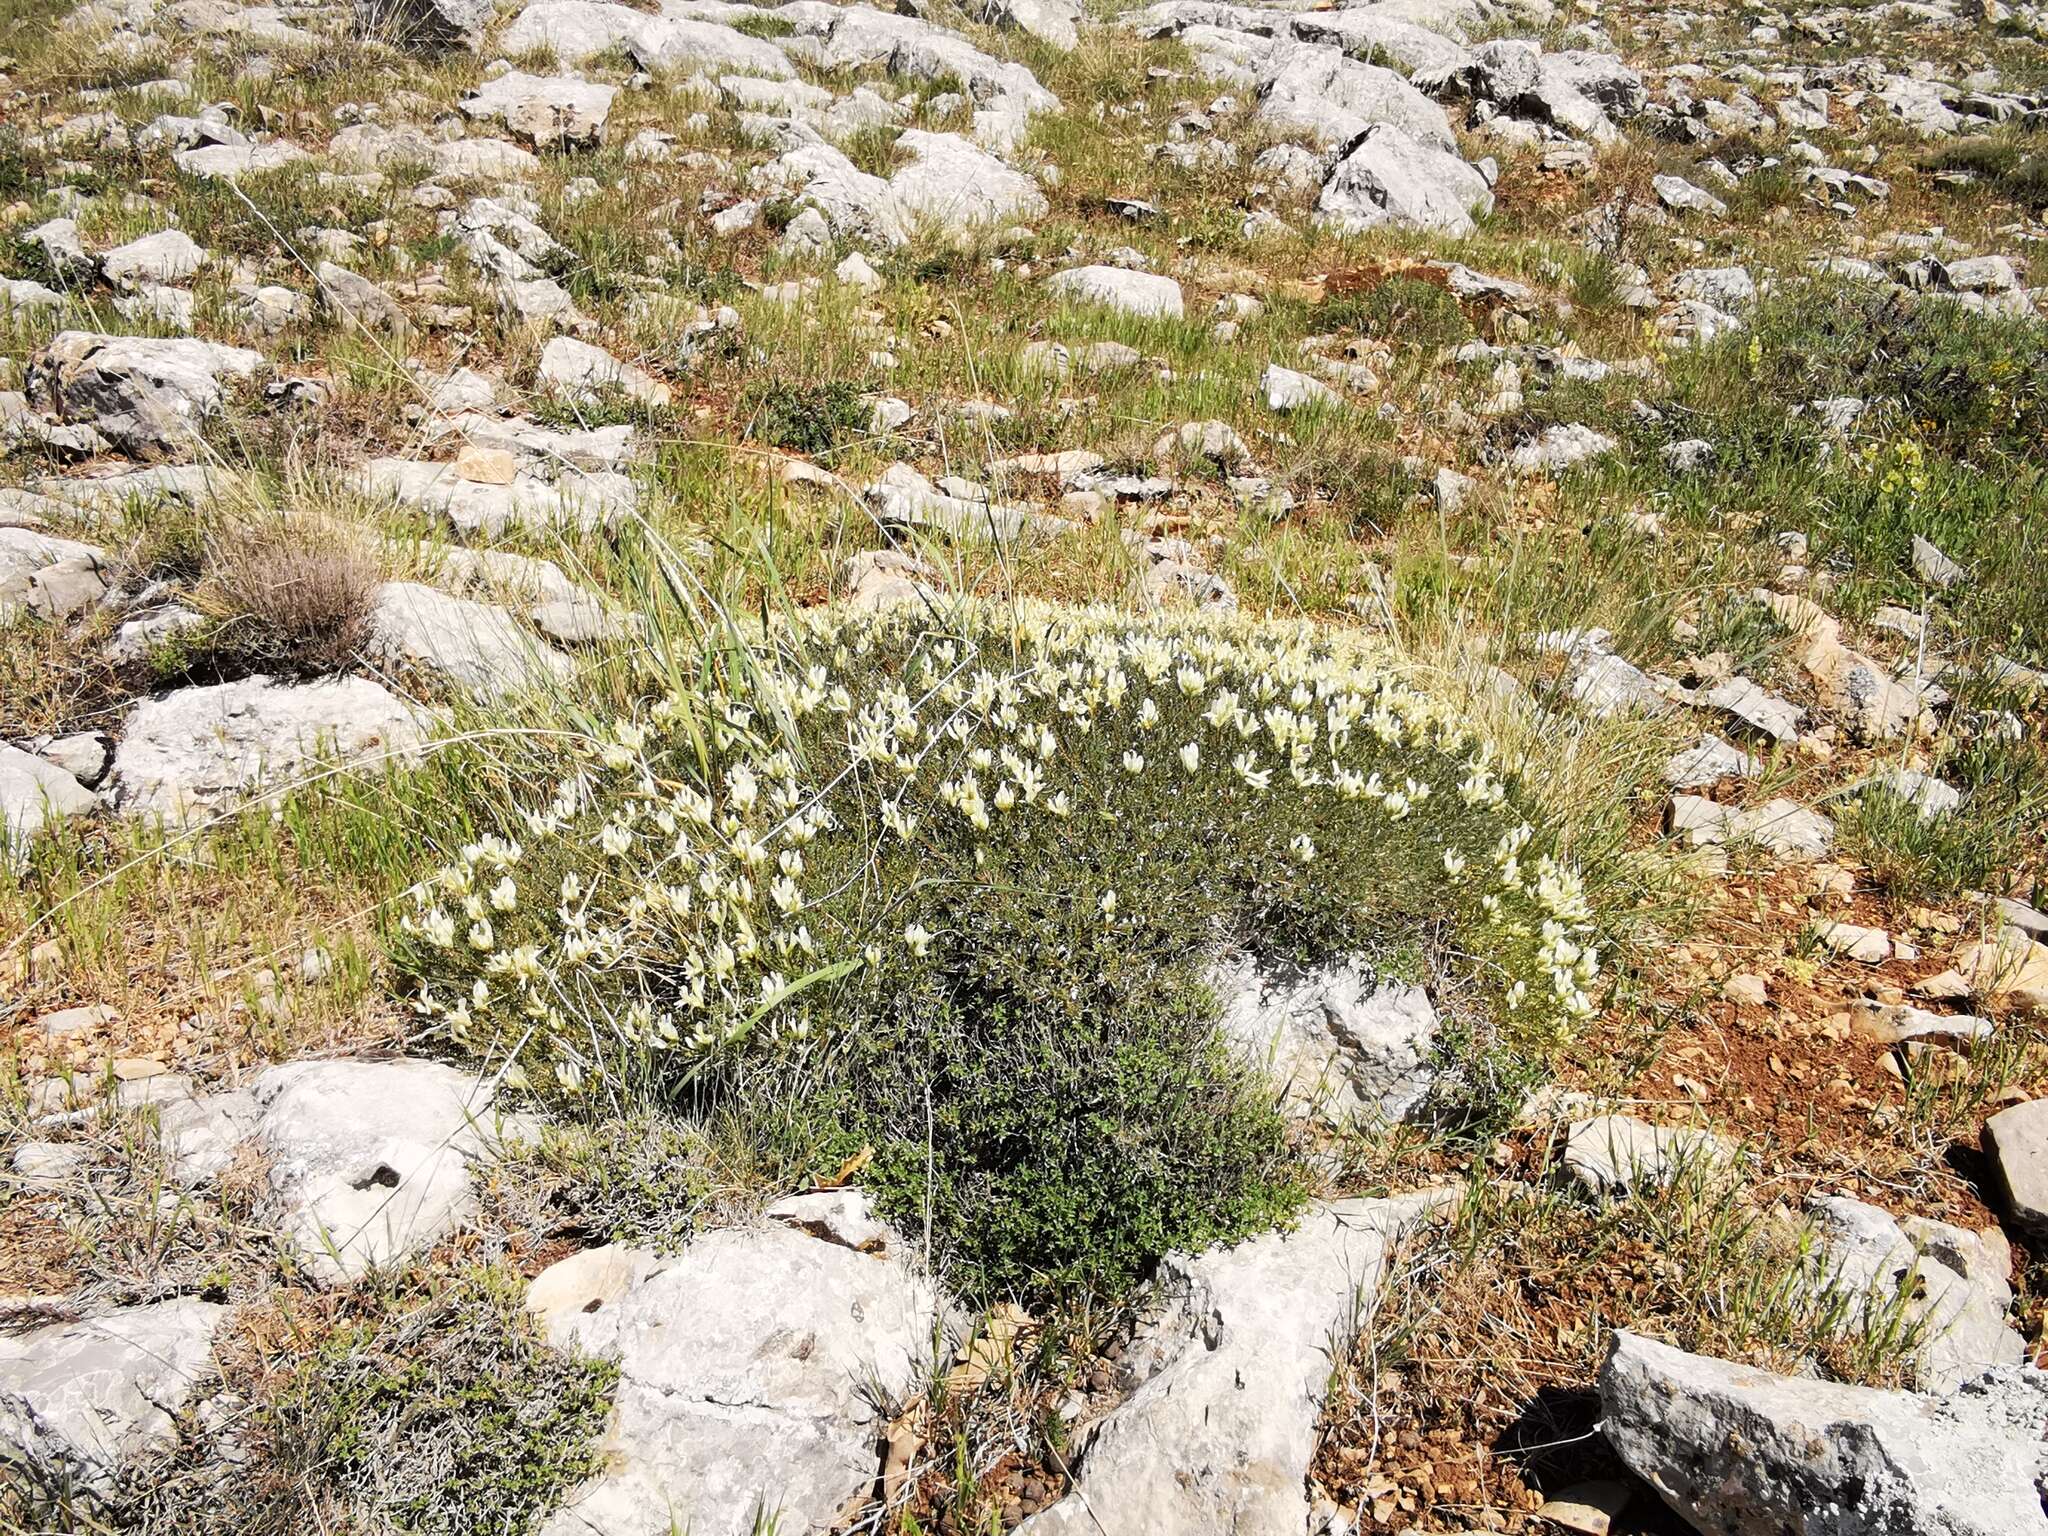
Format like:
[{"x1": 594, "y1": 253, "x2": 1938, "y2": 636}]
[{"x1": 400, "y1": 602, "x2": 1603, "y2": 1091}]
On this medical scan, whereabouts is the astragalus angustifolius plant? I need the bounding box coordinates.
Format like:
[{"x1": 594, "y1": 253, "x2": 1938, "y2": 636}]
[{"x1": 398, "y1": 600, "x2": 1601, "y2": 1294}]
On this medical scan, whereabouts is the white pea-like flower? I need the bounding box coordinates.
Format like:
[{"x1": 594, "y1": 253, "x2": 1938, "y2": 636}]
[
  {"x1": 1442, "y1": 851, "x2": 1467, "y2": 878},
  {"x1": 1100, "y1": 890, "x2": 1118, "y2": 919},
  {"x1": 1290, "y1": 834, "x2": 1316, "y2": 862},
  {"x1": 727, "y1": 762, "x2": 760, "y2": 812},
  {"x1": 1122, "y1": 750, "x2": 1145, "y2": 774},
  {"x1": 467, "y1": 919, "x2": 495, "y2": 952},
  {"x1": 904, "y1": 923, "x2": 934, "y2": 958},
  {"x1": 1180, "y1": 742, "x2": 1201, "y2": 773},
  {"x1": 489, "y1": 878, "x2": 518, "y2": 913}
]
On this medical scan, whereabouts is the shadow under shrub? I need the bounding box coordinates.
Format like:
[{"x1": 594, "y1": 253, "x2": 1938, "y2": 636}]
[{"x1": 396, "y1": 603, "x2": 1601, "y2": 1301}]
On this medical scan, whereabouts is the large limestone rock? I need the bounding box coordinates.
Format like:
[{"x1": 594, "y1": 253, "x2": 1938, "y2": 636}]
[
  {"x1": 635, "y1": 14, "x2": 802, "y2": 76},
  {"x1": 775, "y1": 5, "x2": 1059, "y2": 134},
  {"x1": 1317, "y1": 124, "x2": 1494, "y2": 237},
  {"x1": 250, "y1": 1058, "x2": 507, "y2": 1286},
  {"x1": 106, "y1": 675, "x2": 429, "y2": 826},
  {"x1": 1756, "y1": 589, "x2": 1943, "y2": 742},
  {"x1": 0, "y1": 527, "x2": 109, "y2": 623},
  {"x1": 173, "y1": 141, "x2": 309, "y2": 179},
  {"x1": 1046, "y1": 265, "x2": 1184, "y2": 319},
  {"x1": 1985, "y1": 1099, "x2": 2048, "y2": 1233},
  {"x1": 153, "y1": 1086, "x2": 262, "y2": 1186},
  {"x1": 887, "y1": 130, "x2": 1049, "y2": 233},
  {"x1": 536, "y1": 335, "x2": 670, "y2": 407},
  {"x1": 329, "y1": 123, "x2": 541, "y2": 179},
  {"x1": 1255, "y1": 43, "x2": 1458, "y2": 148},
  {"x1": 1668, "y1": 794, "x2": 1833, "y2": 860},
  {"x1": 361, "y1": 457, "x2": 636, "y2": 538},
  {"x1": 315, "y1": 260, "x2": 407, "y2": 336},
  {"x1": 29, "y1": 332, "x2": 263, "y2": 458},
  {"x1": 366, "y1": 580, "x2": 572, "y2": 694},
  {"x1": 1563, "y1": 1115, "x2": 1732, "y2": 1196},
  {"x1": 1210, "y1": 952, "x2": 1440, "y2": 1122},
  {"x1": 1808, "y1": 1195, "x2": 2026, "y2": 1394},
  {"x1": 1, "y1": 742, "x2": 97, "y2": 870},
  {"x1": 461, "y1": 71, "x2": 616, "y2": 149},
  {"x1": 0, "y1": 1300, "x2": 227, "y2": 1499},
  {"x1": 1599, "y1": 1330, "x2": 2048, "y2": 1536},
  {"x1": 534, "y1": 1217, "x2": 950, "y2": 1536},
  {"x1": 752, "y1": 131, "x2": 1047, "y2": 249},
  {"x1": 980, "y1": 0, "x2": 1081, "y2": 50},
  {"x1": 1289, "y1": 11, "x2": 1469, "y2": 76},
  {"x1": 500, "y1": 0, "x2": 651, "y2": 61},
  {"x1": 1017, "y1": 1195, "x2": 1447, "y2": 1535},
  {"x1": 100, "y1": 229, "x2": 205, "y2": 288},
  {"x1": 1958, "y1": 934, "x2": 2048, "y2": 1015},
  {"x1": 369, "y1": 0, "x2": 494, "y2": 49}
]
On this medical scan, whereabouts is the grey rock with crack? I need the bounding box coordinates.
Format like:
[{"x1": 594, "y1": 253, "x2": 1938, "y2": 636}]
[
  {"x1": 1600, "y1": 1329, "x2": 2048, "y2": 1536},
  {"x1": 249, "y1": 1057, "x2": 515, "y2": 1286},
  {"x1": 0, "y1": 1299, "x2": 228, "y2": 1498},
  {"x1": 1210, "y1": 952, "x2": 1441, "y2": 1122},
  {"x1": 533, "y1": 1209, "x2": 951, "y2": 1536},
  {"x1": 106, "y1": 675, "x2": 429, "y2": 827},
  {"x1": 29, "y1": 331, "x2": 264, "y2": 458},
  {"x1": 1016, "y1": 1193, "x2": 1449, "y2": 1535}
]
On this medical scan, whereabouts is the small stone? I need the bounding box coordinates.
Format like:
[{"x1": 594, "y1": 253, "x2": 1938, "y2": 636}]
[
  {"x1": 31, "y1": 732, "x2": 113, "y2": 788},
  {"x1": 525, "y1": 1244, "x2": 657, "y2": 1338},
  {"x1": 1811, "y1": 921, "x2": 1892, "y2": 965},
  {"x1": 1535, "y1": 1480, "x2": 1630, "y2": 1535},
  {"x1": 1652, "y1": 173, "x2": 1729, "y2": 216},
  {"x1": 1868, "y1": 766, "x2": 1961, "y2": 819},
  {"x1": 1261, "y1": 363, "x2": 1338, "y2": 412},
  {"x1": 1664, "y1": 734, "x2": 1762, "y2": 789},
  {"x1": 1912, "y1": 535, "x2": 1963, "y2": 590},
  {"x1": 1724, "y1": 973, "x2": 1769, "y2": 1007},
  {"x1": 1703, "y1": 676, "x2": 1802, "y2": 745},
  {"x1": 834, "y1": 252, "x2": 882, "y2": 291},
  {"x1": 765, "y1": 1188, "x2": 890, "y2": 1251},
  {"x1": 1564, "y1": 1115, "x2": 1732, "y2": 1197},
  {"x1": 36, "y1": 1003, "x2": 118, "y2": 1039},
  {"x1": 12, "y1": 1141, "x2": 88, "y2": 1183},
  {"x1": 1046, "y1": 265, "x2": 1183, "y2": 320},
  {"x1": 454, "y1": 445, "x2": 519, "y2": 485},
  {"x1": 1985, "y1": 1100, "x2": 2048, "y2": 1234}
]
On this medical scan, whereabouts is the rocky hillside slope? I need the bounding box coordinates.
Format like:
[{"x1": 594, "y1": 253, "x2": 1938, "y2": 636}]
[{"x1": 2, "y1": 0, "x2": 2047, "y2": 1528}]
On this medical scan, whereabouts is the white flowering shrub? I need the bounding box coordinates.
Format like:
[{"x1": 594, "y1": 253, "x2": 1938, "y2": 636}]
[{"x1": 399, "y1": 602, "x2": 1601, "y2": 1292}]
